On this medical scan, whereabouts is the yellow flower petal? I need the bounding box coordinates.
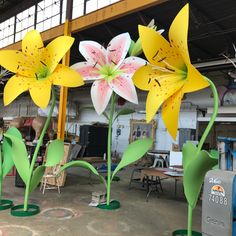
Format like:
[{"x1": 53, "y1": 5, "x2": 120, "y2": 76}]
[
  {"x1": 46, "y1": 36, "x2": 74, "y2": 73},
  {"x1": 29, "y1": 80, "x2": 51, "y2": 108},
  {"x1": 169, "y1": 4, "x2": 190, "y2": 64},
  {"x1": 146, "y1": 78, "x2": 185, "y2": 122},
  {"x1": 138, "y1": 25, "x2": 185, "y2": 71},
  {"x1": 50, "y1": 64, "x2": 84, "y2": 87},
  {"x1": 133, "y1": 64, "x2": 159, "y2": 91},
  {"x1": 0, "y1": 51, "x2": 35, "y2": 77},
  {"x1": 162, "y1": 89, "x2": 184, "y2": 140},
  {"x1": 182, "y1": 63, "x2": 209, "y2": 93},
  {"x1": 4, "y1": 75, "x2": 35, "y2": 106},
  {"x1": 21, "y1": 30, "x2": 46, "y2": 74},
  {"x1": 22, "y1": 30, "x2": 43, "y2": 59}
]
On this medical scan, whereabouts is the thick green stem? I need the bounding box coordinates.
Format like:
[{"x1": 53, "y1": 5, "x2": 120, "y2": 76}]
[
  {"x1": 106, "y1": 93, "x2": 116, "y2": 205},
  {"x1": 197, "y1": 78, "x2": 218, "y2": 154},
  {"x1": 23, "y1": 87, "x2": 56, "y2": 211},
  {"x1": 187, "y1": 204, "x2": 193, "y2": 236},
  {"x1": 186, "y1": 78, "x2": 218, "y2": 235}
]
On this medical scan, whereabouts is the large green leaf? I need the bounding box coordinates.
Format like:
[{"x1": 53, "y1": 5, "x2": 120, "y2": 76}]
[
  {"x1": 29, "y1": 165, "x2": 46, "y2": 193},
  {"x1": 59, "y1": 160, "x2": 100, "y2": 176},
  {"x1": 45, "y1": 139, "x2": 64, "y2": 167},
  {"x1": 2, "y1": 127, "x2": 22, "y2": 178},
  {"x1": 113, "y1": 108, "x2": 135, "y2": 121},
  {"x1": 4, "y1": 133, "x2": 30, "y2": 184},
  {"x1": 183, "y1": 142, "x2": 218, "y2": 209},
  {"x1": 112, "y1": 138, "x2": 153, "y2": 180}
]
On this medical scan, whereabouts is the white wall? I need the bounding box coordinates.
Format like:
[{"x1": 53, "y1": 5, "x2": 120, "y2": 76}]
[{"x1": 67, "y1": 106, "x2": 197, "y2": 156}]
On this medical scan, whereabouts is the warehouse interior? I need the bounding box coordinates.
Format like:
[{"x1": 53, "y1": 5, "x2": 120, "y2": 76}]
[{"x1": 0, "y1": 0, "x2": 236, "y2": 235}]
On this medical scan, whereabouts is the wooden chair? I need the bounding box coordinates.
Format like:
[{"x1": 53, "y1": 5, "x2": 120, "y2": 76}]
[{"x1": 40, "y1": 165, "x2": 61, "y2": 194}]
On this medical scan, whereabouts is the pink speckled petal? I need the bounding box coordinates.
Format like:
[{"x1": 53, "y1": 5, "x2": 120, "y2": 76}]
[
  {"x1": 79, "y1": 41, "x2": 107, "y2": 67},
  {"x1": 91, "y1": 79, "x2": 113, "y2": 115},
  {"x1": 120, "y1": 56, "x2": 146, "y2": 75},
  {"x1": 71, "y1": 61, "x2": 102, "y2": 81},
  {"x1": 107, "y1": 33, "x2": 131, "y2": 69},
  {"x1": 109, "y1": 74, "x2": 138, "y2": 104}
]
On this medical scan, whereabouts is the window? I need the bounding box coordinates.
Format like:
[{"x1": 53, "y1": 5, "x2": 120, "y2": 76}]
[
  {"x1": 0, "y1": 0, "x2": 120, "y2": 48},
  {"x1": 72, "y1": 0, "x2": 121, "y2": 18},
  {"x1": 61, "y1": 0, "x2": 67, "y2": 23},
  {"x1": 0, "y1": 17, "x2": 15, "y2": 48},
  {"x1": 72, "y1": 0, "x2": 84, "y2": 19},
  {"x1": 36, "y1": 0, "x2": 61, "y2": 32},
  {"x1": 15, "y1": 6, "x2": 35, "y2": 42}
]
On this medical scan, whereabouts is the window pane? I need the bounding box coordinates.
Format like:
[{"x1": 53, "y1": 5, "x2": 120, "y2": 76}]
[
  {"x1": 62, "y1": 0, "x2": 66, "y2": 23},
  {"x1": 29, "y1": 5, "x2": 35, "y2": 15},
  {"x1": 52, "y1": 1, "x2": 60, "y2": 15},
  {"x1": 45, "y1": 0, "x2": 52, "y2": 8},
  {"x1": 15, "y1": 32, "x2": 22, "y2": 42},
  {"x1": 86, "y1": 0, "x2": 98, "y2": 14},
  {"x1": 38, "y1": 1, "x2": 44, "y2": 11},
  {"x1": 37, "y1": 11, "x2": 44, "y2": 22},
  {"x1": 51, "y1": 15, "x2": 59, "y2": 27},
  {"x1": 36, "y1": 22, "x2": 43, "y2": 32},
  {"x1": 8, "y1": 35, "x2": 14, "y2": 44},
  {"x1": 44, "y1": 18, "x2": 51, "y2": 31},
  {"x1": 98, "y1": 0, "x2": 110, "y2": 8}
]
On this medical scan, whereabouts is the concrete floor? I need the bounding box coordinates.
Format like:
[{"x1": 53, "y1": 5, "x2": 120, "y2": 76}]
[{"x1": 0, "y1": 167, "x2": 201, "y2": 236}]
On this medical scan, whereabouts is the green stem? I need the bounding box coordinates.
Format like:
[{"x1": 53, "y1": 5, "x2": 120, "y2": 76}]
[
  {"x1": 197, "y1": 77, "x2": 218, "y2": 154},
  {"x1": 106, "y1": 93, "x2": 116, "y2": 205},
  {"x1": 23, "y1": 87, "x2": 56, "y2": 211},
  {"x1": 187, "y1": 204, "x2": 193, "y2": 236}
]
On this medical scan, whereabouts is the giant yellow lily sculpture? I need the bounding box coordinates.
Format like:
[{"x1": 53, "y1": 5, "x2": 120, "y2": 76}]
[
  {"x1": 133, "y1": 5, "x2": 209, "y2": 140},
  {"x1": 0, "y1": 30, "x2": 84, "y2": 216},
  {"x1": 133, "y1": 4, "x2": 219, "y2": 236},
  {"x1": 0, "y1": 30, "x2": 83, "y2": 108}
]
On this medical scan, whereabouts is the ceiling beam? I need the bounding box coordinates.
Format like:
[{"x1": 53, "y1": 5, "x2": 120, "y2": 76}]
[{"x1": 189, "y1": 2, "x2": 235, "y2": 44}]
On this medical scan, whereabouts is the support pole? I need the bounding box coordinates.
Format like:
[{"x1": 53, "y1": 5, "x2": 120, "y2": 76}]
[{"x1": 57, "y1": 0, "x2": 73, "y2": 140}]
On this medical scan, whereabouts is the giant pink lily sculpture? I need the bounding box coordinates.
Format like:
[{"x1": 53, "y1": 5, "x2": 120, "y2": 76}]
[
  {"x1": 71, "y1": 32, "x2": 146, "y2": 114},
  {"x1": 67, "y1": 33, "x2": 153, "y2": 209}
]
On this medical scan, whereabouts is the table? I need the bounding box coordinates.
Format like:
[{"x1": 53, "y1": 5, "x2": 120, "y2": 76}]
[{"x1": 141, "y1": 168, "x2": 183, "y2": 200}]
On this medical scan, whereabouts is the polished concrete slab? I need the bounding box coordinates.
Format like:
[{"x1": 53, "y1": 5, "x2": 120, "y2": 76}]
[{"x1": 0, "y1": 167, "x2": 201, "y2": 236}]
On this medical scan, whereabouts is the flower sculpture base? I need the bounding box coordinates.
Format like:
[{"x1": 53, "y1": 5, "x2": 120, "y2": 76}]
[
  {"x1": 97, "y1": 200, "x2": 120, "y2": 210},
  {"x1": 11, "y1": 204, "x2": 40, "y2": 217},
  {"x1": 0, "y1": 199, "x2": 13, "y2": 210},
  {"x1": 172, "y1": 229, "x2": 202, "y2": 236}
]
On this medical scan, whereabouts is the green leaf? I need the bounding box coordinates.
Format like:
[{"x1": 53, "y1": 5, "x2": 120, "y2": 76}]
[
  {"x1": 29, "y1": 165, "x2": 46, "y2": 193},
  {"x1": 112, "y1": 138, "x2": 153, "y2": 180},
  {"x1": 59, "y1": 160, "x2": 100, "y2": 176},
  {"x1": 183, "y1": 142, "x2": 218, "y2": 209},
  {"x1": 45, "y1": 139, "x2": 64, "y2": 167},
  {"x1": 113, "y1": 108, "x2": 135, "y2": 121},
  {"x1": 128, "y1": 39, "x2": 136, "y2": 56},
  {"x1": 2, "y1": 127, "x2": 22, "y2": 178},
  {"x1": 4, "y1": 133, "x2": 30, "y2": 184}
]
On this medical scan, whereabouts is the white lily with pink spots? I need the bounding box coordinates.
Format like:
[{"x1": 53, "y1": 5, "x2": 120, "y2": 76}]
[{"x1": 71, "y1": 33, "x2": 146, "y2": 115}]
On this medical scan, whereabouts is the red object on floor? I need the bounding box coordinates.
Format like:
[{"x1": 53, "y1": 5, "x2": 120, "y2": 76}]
[{"x1": 7, "y1": 167, "x2": 16, "y2": 176}]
